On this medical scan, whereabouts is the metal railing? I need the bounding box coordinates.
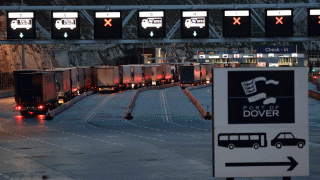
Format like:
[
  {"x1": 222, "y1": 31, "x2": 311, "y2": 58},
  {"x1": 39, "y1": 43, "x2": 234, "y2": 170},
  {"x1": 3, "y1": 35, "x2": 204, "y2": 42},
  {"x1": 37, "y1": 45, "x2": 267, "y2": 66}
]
[{"x1": 0, "y1": 72, "x2": 14, "y2": 91}]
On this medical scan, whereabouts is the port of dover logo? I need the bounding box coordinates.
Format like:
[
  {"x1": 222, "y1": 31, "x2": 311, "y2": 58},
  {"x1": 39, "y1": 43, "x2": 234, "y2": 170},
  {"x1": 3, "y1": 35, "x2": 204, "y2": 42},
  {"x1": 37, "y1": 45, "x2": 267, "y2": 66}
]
[{"x1": 228, "y1": 71, "x2": 294, "y2": 124}]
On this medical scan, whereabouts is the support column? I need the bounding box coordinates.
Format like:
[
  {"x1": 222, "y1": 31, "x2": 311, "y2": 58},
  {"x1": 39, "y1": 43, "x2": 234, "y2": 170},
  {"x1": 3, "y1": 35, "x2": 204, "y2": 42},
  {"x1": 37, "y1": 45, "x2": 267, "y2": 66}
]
[{"x1": 22, "y1": 44, "x2": 25, "y2": 69}]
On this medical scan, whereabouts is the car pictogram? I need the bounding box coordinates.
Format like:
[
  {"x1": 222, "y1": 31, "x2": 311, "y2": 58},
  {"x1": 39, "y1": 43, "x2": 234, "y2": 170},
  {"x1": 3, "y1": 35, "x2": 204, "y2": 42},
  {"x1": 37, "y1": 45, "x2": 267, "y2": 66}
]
[{"x1": 271, "y1": 132, "x2": 305, "y2": 149}]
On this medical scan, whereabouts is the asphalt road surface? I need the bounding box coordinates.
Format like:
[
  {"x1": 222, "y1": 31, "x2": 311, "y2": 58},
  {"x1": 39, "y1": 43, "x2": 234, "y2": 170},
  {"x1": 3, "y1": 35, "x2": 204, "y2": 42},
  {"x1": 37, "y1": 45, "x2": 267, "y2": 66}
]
[{"x1": 0, "y1": 86, "x2": 319, "y2": 180}]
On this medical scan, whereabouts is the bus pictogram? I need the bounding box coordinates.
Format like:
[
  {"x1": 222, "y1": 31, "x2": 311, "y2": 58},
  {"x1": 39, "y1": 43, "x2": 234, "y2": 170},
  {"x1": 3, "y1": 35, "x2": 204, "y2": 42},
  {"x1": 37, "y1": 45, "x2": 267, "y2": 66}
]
[
  {"x1": 55, "y1": 19, "x2": 76, "y2": 30},
  {"x1": 218, "y1": 133, "x2": 267, "y2": 150},
  {"x1": 185, "y1": 18, "x2": 205, "y2": 28},
  {"x1": 141, "y1": 18, "x2": 162, "y2": 29},
  {"x1": 11, "y1": 19, "x2": 32, "y2": 30}
]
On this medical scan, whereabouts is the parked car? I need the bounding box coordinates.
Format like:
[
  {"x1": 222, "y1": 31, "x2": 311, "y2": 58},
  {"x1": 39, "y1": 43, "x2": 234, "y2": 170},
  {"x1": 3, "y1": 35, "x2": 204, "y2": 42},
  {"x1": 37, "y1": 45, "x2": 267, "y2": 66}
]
[{"x1": 271, "y1": 132, "x2": 305, "y2": 149}]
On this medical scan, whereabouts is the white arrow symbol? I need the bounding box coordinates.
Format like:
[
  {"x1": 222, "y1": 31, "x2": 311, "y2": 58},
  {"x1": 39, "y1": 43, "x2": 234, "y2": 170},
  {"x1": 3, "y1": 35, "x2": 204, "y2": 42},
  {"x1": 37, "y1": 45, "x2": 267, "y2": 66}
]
[
  {"x1": 19, "y1": 32, "x2": 24, "y2": 38},
  {"x1": 64, "y1": 32, "x2": 68, "y2": 38},
  {"x1": 193, "y1": 31, "x2": 197, "y2": 36},
  {"x1": 150, "y1": 31, "x2": 154, "y2": 37}
]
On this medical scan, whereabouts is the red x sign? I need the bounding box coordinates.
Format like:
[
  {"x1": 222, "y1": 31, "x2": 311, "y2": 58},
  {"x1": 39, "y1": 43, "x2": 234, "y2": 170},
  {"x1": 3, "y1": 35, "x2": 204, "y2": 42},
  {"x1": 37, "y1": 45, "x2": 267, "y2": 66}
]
[
  {"x1": 104, "y1": 19, "x2": 112, "y2": 27},
  {"x1": 275, "y1": 17, "x2": 283, "y2": 25},
  {"x1": 233, "y1": 17, "x2": 241, "y2": 25}
]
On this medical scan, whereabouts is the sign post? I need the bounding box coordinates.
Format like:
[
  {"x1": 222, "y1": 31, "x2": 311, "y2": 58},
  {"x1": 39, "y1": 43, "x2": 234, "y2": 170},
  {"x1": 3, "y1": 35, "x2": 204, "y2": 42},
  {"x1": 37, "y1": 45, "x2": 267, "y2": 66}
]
[{"x1": 213, "y1": 67, "x2": 309, "y2": 178}]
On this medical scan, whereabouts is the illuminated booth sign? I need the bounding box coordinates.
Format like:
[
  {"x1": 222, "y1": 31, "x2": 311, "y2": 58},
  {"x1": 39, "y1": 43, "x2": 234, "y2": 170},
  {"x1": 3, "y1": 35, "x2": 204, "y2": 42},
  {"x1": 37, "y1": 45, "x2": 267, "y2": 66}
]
[
  {"x1": 265, "y1": 9, "x2": 293, "y2": 37},
  {"x1": 51, "y1": 11, "x2": 80, "y2": 39},
  {"x1": 7, "y1": 12, "x2": 36, "y2": 39},
  {"x1": 223, "y1": 10, "x2": 251, "y2": 37},
  {"x1": 138, "y1": 11, "x2": 165, "y2": 38},
  {"x1": 308, "y1": 9, "x2": 320, "y2": 36},
  {"x1": 94, "y1": 11, "x2": 122, "y2": 39},
  {"x1": 181, "y1": 10, "x2": 209, "y2": 38}
]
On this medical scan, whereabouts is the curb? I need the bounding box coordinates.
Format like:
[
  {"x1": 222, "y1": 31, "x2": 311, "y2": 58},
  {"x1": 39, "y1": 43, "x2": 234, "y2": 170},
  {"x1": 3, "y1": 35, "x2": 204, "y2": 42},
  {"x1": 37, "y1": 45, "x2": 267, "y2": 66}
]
[
  {"x1": 184, "y1": 84, "x2": 212, "y2": 120},
  {"x1": 124, "y1": 82, "x2": 180, "y2": 119},
  {"x1": 45, "y1": 90, "x2": 94, "y2": 120}
]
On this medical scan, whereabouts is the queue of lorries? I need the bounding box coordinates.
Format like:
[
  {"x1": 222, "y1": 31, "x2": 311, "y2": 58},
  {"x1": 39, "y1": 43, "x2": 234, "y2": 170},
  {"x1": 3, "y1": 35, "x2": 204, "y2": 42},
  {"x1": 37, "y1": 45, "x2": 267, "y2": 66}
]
[{"x1": 13, "y1": 63, "x2": 214, "y2": 115}]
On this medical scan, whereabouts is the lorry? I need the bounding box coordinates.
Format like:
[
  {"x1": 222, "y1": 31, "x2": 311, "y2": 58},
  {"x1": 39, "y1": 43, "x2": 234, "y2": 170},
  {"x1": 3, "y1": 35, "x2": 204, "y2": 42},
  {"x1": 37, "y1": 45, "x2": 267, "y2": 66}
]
[
  {"x1": 161, "y1": 64, "x2": 172, "y2": 84},
  {"x1": 149, "y1": 64, "x2": 162, "y2": 86},
  {"x1": 203, "y1": 63, "x2": 213, "y2": 83},
  {"x1": 44, "y1": 68, "x2": 72, "y2": 104},
  {"x1": 199, "y1": 65, "x2": 206, "y2": 84},
  {"x1": 96, "y1": 66, "x2": 120, "y2": 92},
  {"x1": 69, "y1": 67, "x2": 79, "y2": 97},
  {"x1": 90, "y1": 66, "x2": 98, "y2": 92},
  {"x1": 179, "y1": 65, "x2": 201, "y2": 89},
  {"x1": 77, "y1": 67, "x2": 85, "y2": 93},
  {"x1": 81, "y1": 66, "x2": 92, "y2": 91},
  {"x1": 141, "y1": 65, "x2": 152, "y2": 86},
  {"x1": 14, "y1": 71, "x2": 58, "y2": 115},
  {"x1": 122, "y1": 65, "x2": 142, "y2": 89}
]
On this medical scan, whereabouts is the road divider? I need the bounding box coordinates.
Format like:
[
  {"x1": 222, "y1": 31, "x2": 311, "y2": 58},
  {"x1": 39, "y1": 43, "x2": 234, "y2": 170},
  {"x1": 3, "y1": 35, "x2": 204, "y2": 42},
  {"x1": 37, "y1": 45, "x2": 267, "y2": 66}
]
[
  {"x1": 309, "y1": 90, "x2": 320, "y2": 101},
  {"x1": 124, "y1": 82, "x2": 180, "y2": 119},
  {"x1": 45, "y1": 90, "x2": 94, "y2": 120},
  {"x1": 184, "y1": 83, "x2": 212, "y2": 120}
]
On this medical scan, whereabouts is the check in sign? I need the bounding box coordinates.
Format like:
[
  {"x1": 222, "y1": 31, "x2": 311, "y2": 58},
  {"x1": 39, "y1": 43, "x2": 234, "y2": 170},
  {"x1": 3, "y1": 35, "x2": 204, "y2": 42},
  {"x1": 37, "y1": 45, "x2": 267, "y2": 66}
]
[{"x1": 213, "y1": 67, "x2": 309, "y2": 178}]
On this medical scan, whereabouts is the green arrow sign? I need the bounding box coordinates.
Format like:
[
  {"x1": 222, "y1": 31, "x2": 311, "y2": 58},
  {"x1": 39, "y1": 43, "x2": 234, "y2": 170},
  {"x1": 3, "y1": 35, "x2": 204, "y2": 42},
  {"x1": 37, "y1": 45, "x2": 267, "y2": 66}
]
[
  {"x1": 64, "y1": 32, "x2": 68, "y2": 38},
  {"x1": 150, "y1": 31, "x2": 154, "y2": 37},
  {"x1": 193, "y1": 31, "x2": 197, "y2": 36},
  {"x1": 19, "y1": 32, "x2": 24, "y2": 38}
]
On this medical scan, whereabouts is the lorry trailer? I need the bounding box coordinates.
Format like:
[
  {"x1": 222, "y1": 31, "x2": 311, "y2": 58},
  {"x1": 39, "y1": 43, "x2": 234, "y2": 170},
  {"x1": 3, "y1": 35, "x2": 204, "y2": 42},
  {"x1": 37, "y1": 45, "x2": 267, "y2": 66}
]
[
  {"x1": 149, "y1": 65, "x2": 162, "y2": 86},
  {"x1": 199, "y1": 65, "x2": 206, "y2": 83},
  {"x1": 14, "y1": 71, "x2": 58, "y2": 115},
  {"x1": 179, "y1": 65, "x2": 201, "y2": 88},
  {"x1": 122, "y1": 65, "x2": 142, "y2": 89},
  {"x1": 96, "y1": 66, "x2": 120, "y2": 92},
  {"x1": 141, "y1": 65, "x2": 152, "y2": 86},
  {"x1": 44, "y1": 68, "x2": 72, "y2": 104},
  {"x1": 161, "y1": 64, "x2": 172, "y2": 84},
  {"x1": 78, "y1": 66, "x2": 91, "y2": 92},
  {"x1": 203, "y1": 63, "x2": 213, "y2": 83}
]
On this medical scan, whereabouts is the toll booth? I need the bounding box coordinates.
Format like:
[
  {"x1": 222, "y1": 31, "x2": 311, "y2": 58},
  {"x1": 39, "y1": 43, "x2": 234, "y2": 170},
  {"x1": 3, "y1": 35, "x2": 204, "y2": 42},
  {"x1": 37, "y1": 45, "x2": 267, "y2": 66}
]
[
  {"x1": 308, "y1": 51, "x2": 320, "y2": 67},
  {"x1": 278, "y1": 55, "x2": 294, "y2": 67}
]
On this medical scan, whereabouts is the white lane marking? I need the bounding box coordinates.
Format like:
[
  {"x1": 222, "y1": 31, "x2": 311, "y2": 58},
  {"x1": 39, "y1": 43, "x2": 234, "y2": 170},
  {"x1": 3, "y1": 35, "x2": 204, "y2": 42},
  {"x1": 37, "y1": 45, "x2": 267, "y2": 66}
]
[
  {"x1": 160, "y1": 91, "x2": 169, "y2": 123},
  {"x1": 162, "y1": 90, "x2": 211, "y2": 131},
  {"x1": 44, "y1": 94, "x2": 124, "y2": 146},
  {"x1": 83, "y1": 95, "x2": 112, "y2": 123}
]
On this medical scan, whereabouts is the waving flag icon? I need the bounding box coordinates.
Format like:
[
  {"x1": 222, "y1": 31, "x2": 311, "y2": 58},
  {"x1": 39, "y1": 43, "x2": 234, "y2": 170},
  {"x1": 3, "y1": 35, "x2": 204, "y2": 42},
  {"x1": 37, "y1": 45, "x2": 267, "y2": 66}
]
[{"x1": 241, "y1": 77, "x2": 279, "y2": 105}]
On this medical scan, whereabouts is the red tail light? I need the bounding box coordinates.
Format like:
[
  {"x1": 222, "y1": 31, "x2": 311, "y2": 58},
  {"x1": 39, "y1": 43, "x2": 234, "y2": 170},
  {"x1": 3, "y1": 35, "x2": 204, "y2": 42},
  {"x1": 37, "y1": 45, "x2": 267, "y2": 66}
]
[
  {"x1": 15, "y1": 106, "x2": 22, "y2": 110},
  {"x1": 314, "y1": 76, "x2": 317, "y2": 79},
  {"x1": 38, "y1": 105, "x2": 44, "y2": 109},
  {"x1": 29, "y1": 111, "x2": 34, "y2": 115}
]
